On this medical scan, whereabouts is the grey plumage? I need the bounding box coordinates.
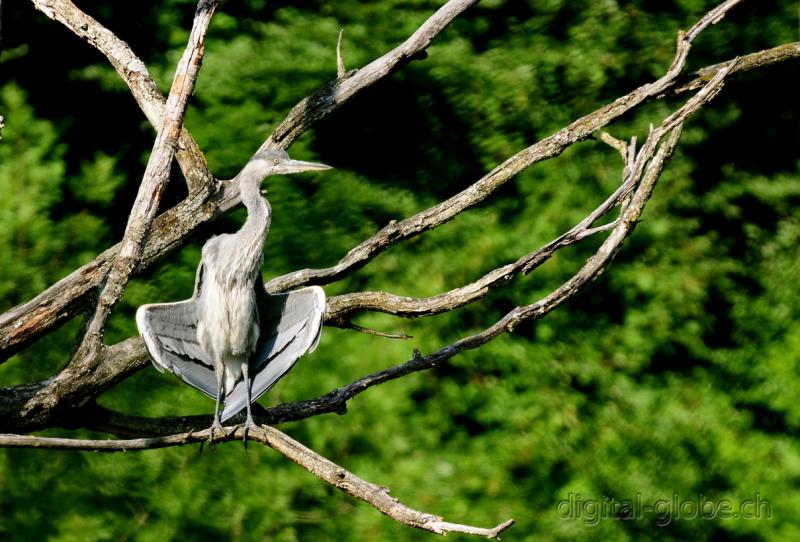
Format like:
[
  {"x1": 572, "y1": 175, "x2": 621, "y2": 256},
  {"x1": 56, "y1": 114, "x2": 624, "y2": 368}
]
[{"x1": 136, "y1": 149, "x2": 330, "y2": 437}]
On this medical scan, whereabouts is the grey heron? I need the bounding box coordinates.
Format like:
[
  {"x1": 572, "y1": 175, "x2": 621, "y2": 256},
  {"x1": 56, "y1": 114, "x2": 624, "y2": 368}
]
[{"x1": 136, "y1": 149, "x2": 331, "y2": 443}]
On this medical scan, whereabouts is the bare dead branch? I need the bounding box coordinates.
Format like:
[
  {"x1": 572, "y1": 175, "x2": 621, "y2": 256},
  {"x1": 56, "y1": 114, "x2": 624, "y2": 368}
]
[
  {"x1": 0, "y1": 425, "x2": 514, "y2": 538},
  {"x1": 72, "y1": 0, "x2": 218, "y2": 361},
  {"x1": 263, "y1": 0, "x2": 745, "y2": 294},
  {"x1": 259, "y1": 0, "x2": 482, "y2": 151},
  {"x1": 261, "y1": 425, "x2": 515, "y2": 538},
  {"x1": 339, "y1": 322, "x2": 413, "y2": 339},
  {"x1": 29, "y1": 0, "x2": 213, "y2": 193},
  {"x1": 0, "y1": 337, "x2": 148, "y2": 433}
]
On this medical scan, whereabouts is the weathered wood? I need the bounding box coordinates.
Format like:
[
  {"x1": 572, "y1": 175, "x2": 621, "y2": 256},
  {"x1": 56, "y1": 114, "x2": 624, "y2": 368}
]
[{"x1": 31, "y1": 0, "x2": 214, "y2": 193}]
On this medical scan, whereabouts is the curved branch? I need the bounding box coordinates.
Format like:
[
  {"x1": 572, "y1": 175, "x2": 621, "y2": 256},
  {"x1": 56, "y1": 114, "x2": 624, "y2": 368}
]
[
  {"x1": 324, "y1": 183, "x2": 626, "y2": 325},
  {"x1": 0, "y1": 425, "x2": 514, "y2": 538}
]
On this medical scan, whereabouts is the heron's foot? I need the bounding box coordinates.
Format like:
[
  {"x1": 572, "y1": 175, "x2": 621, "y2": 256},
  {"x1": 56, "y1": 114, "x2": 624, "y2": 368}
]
[
  {"x1": 207, "y1": 419, "x2": 229, "y2": 445},
  {"x1": 240, "y1": 419, "x2": 266, "y2": 450}
]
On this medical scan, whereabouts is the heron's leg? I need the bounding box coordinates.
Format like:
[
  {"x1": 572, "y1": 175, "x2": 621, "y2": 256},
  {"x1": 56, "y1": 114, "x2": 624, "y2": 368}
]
[
  {"x1": 240, "y1": 360, "x2": 262, "y2": 447},
  {"x1": 208, "y1": 359, "x2": 226, "y2": 444}
]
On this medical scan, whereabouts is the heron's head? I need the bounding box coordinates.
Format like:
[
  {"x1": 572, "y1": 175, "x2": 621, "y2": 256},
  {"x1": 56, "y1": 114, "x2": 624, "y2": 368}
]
[{"x1": 248, "y1": 149, "x2": 331, "y2": 180}]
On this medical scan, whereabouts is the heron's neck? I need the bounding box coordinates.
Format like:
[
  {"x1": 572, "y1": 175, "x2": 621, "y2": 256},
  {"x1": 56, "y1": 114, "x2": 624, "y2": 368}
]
[{"x1": 237, "y1": 177, "x2": 272, "y2": 268}]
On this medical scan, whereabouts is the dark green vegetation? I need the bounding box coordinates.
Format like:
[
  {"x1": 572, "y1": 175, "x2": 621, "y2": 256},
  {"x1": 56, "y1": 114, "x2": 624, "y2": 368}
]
[{"x1": 1, "y1": 0, "x2": 799, "y2": 540}]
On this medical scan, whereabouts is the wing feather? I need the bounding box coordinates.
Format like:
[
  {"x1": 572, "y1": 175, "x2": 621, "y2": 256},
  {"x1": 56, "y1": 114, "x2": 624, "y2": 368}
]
[{"x1": 136, "y1": 297, "x2": 217, "y2": 400}]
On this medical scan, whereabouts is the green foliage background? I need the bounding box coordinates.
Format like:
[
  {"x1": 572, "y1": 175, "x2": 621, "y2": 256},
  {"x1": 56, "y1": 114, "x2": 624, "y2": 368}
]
[{"x1": 1, "y1": 0, "x2": 799, "y2": 540}]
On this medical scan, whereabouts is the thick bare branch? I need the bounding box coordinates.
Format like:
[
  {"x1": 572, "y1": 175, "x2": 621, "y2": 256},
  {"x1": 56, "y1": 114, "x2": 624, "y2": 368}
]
[
  {"x1": 29, "y1": 0, "x2": 213, "y2": 193},
  {"x1": 0, "y1": 338, "x2": 147, "y2": 432},
  {"x1": 73, "y1": 0, "x2": 218, "y2": 360},
  {"x1": 8, "y1": 1, "x2": 219, "y2": 430},
  {"x1": 0, "y1": 425, "x2": 514, "y2": 538}
]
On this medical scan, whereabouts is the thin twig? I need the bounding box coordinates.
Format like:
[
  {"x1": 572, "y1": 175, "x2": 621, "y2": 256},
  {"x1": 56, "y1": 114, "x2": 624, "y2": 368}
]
[
  {"x1": 340, "y1": 322, "x2": 412, "y2": 340},
  {"x1": 336, "y1": 28, "x2": 346, "y2": 78},
  {"x1": 598, "y1": 131, "x2": 629, "y2": 161}
]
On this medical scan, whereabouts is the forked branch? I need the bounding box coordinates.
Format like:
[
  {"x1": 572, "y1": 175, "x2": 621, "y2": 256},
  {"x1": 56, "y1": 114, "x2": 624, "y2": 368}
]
[
  {"x1": 73, "y1": 0, "x2": 219, "y2": 361},
  {"x1": 29, "y1": 0, "x2": 213, "y2": 192}
]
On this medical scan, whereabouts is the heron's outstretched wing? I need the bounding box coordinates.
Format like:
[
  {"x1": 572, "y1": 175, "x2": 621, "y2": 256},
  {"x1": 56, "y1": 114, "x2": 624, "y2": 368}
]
[
  {"x1": 220, "y1": 283, "x2": 325, "y2": 421},
  {"x1": 136, "y1": 292, "x2": 217, "y2": 400}
]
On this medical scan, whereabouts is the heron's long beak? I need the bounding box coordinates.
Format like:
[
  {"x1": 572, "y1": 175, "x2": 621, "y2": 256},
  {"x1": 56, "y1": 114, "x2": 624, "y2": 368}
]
[{"x1": 282, "y1": 159, "x2": 332, "y2": 174}]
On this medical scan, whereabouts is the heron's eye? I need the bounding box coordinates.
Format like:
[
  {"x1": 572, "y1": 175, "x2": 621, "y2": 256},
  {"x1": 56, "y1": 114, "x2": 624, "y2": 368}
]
[{"x1": 273, "y1": 158, "x2": 279, "y2": 165}]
